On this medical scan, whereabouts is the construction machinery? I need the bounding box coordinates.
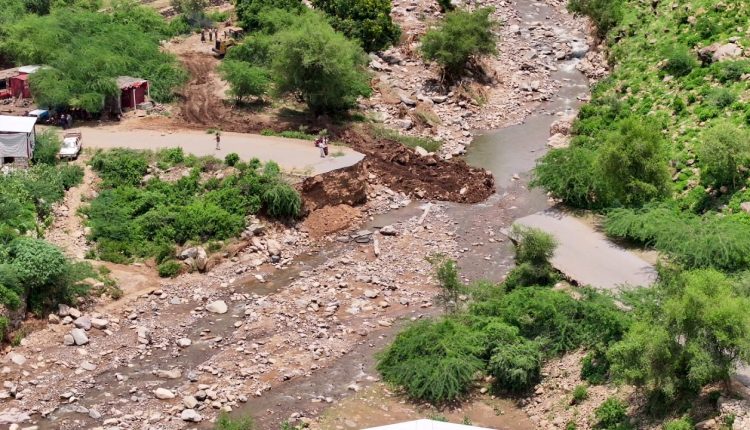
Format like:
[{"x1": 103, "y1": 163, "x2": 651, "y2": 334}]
[{"x1": 212, "y1": 27, "x2": 244, "y2": 58}]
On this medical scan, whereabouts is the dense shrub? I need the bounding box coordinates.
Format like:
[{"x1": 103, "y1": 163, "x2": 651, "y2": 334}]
[
  {"x1": 90, "y1": 149, "x2": 149, "y2": 187},
  {"x1": 377, "y1": 318, "x2": 485, "y2": 403},
  {"x1": 4, "y1": 237, "x2": 92, "y2": 313},
  {"x1": 311, "y1": 0, "x2": 401, "y2": 52},
  {"x1": 663, "y1": 418, "x2": 692, "y2": 430},
  {"x1": 218, "y1": 60, "x2": 270, "y2": 102},
  {"x1": 225, "y1": 152, "x2": 240, "y2": 166},
  {"x1": 436, "y1": 0, "x2": 453, "y2": 12},
  {"x1": 262, "y1": 182, "x2": 301, "y2": 218},
  {"x1": 572, "y1": 384, "x2": 589, "y2": 404},
  {"x1": 531, "y1": 146, "x2": 605, "y2": 209},
  {"x1": 662, "y1": 46, "x2": 697, "y2": 77},
  {"x1": 32, "y1": 130, "x2": 61, "y2": 166},
  {"x1": 87, "y1": 149, "x2": 299, "y2": 261},
  {"x1": 420, "y1": 7, "x2": 497, "y2": 77},
  {"x1": 596, "y1": 118, "x2": 670, "y2": 207},
  {"x1": 426, "y1": 255, "x2": 464, "y2": 313},
  {"x1": 605, "y1": 205, "x2": 750, "y2": 271},
  {"x1": 581, "y1": 348, "x2": 610, "y2": 385},
  {"x1": 505, "y1": 226, "x2": 557, "y2": 289},
  {"x1": 594, "y1": 397, "x2": 629, "y2": 429},
  {"x1": 157, "y1": 260, "x2": 182, "y2": 278},
  {"x1": 697, "y1": 122, "x2": 750, "y2": 189},
  {"x1": 234, "y1": 0, "x2": 303, "y2": 31},
  {"x1": 568, "y1": 0, "x2": 622, "y2": 39},
  {"x1": 487, "y1": 338, "x2": 542, "y2": 393}
]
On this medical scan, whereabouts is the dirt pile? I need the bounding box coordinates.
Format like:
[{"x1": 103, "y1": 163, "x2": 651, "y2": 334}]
[
  {"x1": 299, "y1": 160, "x2": 369, "y2": 213},
  {"x1": 301, "y1": 204, "x2": 363, "y2": 238},
  {"x1": 339, "y1": 128, "x2": 495, "y2": 203}
]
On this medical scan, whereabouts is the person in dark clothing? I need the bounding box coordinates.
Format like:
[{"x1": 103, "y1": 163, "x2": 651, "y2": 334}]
[
  {"x1": 209, "y1": 29, "x2": 213, "y2": 41},
  {"x1": 201, "y1": 30, "x2": 206, "y2": 43},
  {"x1": 215, "y1": 132, "x2": 221, "y2": 150}
]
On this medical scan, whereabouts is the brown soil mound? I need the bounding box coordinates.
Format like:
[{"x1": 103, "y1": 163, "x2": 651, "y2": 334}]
[
  {"x1": 338, "y1": 128, "x2": 495, "y2": 204},
  {"x1": 301, "y1": 204, "x2": 362, "y2": 238},
  {"x1": 299, "y1": 161, "x2": 369, "y2": 213}
]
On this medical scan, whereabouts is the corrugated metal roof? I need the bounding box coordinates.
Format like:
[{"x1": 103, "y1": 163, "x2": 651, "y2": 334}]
[
  {"x1": 0, "y1": 115, "x2": 37, "y2": 133},
  {"x1": 0, "y1": 68, "x2": 19, "y2": 80},
  {"x1": 364, "y1": 420, "x2": 494, "y2": 430},
  {"x1": 116, "y1": 76, "x2": 148, "y2": 90},
  {"x1": 17, "y1": 65, "x2": 41, "y2": 74}
]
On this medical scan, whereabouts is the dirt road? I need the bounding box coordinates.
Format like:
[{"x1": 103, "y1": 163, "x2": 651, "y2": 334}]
[
  {"x1": 73, "y1": 127, "x2": 364, "y2": 176},
  {"x1": 515, "y1": 210, "x2": 657, "y2": 289}
]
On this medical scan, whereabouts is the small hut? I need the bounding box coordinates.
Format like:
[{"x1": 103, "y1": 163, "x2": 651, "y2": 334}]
[
  {"x1": 116, "y1": 76, "x2": 150, "y2": 111},
  {"x1": 0, "y1": 115, "x2": 37, "y2": 167},
  {"x1": 8, "y1": 65, "x2": 41, "y2": 99},
  {"x1": 0, "y1": 67, "x2": 19, "y2": 99}
]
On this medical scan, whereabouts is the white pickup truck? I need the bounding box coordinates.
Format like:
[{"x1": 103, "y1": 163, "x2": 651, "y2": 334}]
[{"x1": 59, "y1": 132, "x2": 82, "y2": 160}]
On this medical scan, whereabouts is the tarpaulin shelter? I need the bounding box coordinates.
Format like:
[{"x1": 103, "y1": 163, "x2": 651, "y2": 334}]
[
  {"x1": 0, "y1": 115, "x2": 37, "y2": 166},
  {"x1": 116, "y1": 76, "x2": 149, "y2": 110}
]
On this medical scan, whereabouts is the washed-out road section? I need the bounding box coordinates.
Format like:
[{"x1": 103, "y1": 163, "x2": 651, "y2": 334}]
[{"x1": 64, "y1": 127, "x2": 364, "y2": 176}]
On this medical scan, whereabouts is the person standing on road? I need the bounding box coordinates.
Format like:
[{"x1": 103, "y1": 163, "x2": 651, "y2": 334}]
[
  {"x1": 201, "y1": 29, "x2": 206, "y2": 43},
  {"x1": 215, "y1": 131, "x2": 221, "y2": 150},
  {"x1": 66, "y1": 113, "x2": 73, "y2": 129},
  {"x1": 209, "y1": 28, "x2": 213, "y2": 42}
]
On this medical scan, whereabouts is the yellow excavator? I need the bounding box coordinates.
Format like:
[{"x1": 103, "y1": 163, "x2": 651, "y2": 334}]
[{"x1": 212, "y1": 27, "x2": 244, "y2": 58}]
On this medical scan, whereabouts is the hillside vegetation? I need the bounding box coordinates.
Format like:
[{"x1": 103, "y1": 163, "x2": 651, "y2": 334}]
[{"x1": 532, "y1": 0, "x2": 750, "y2": 272}]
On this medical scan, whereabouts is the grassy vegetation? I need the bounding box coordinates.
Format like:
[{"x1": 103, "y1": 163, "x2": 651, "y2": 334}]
[
  {"x1": 83, "y1": 148, "x2": 301, "y2": 265},
  {"x1": 370, "y1": 125, "x2": 443, "y2": 152},
  {"x1": 532, "y1": 1, "x2": 750, "y2": 273}
]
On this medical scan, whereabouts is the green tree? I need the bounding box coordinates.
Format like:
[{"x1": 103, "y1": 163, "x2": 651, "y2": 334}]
[
  {"x1": 697, "y1": 122, "x2": 750, "y2": 189},
  {"x1": 420, "y1": 7, "x2": 497, "y2": 78},
  {"x1": 426, "y1": 255, "x2": 464, "y2": 313},
  {"x1": 218, "y1": 60, "x2": 270, "y2": 102},
  {"x1": 608, "y1": 270, "x2": 750, "y2": 404},
  {"x1": 596, "y1": 118, "x2": 670, "y2": 207},
  {"x1": 311, "y1": 0, "x2": 401, "y2": 52},
  {"x1": 270, "y1": 12, "x2": 371, "y2": 113},
  {"x1": 234, "y1": 0, "x2": 303, "y2": 30},
  {"x1": 531, "y1": 146, "x2": 605, "y2": 209}
]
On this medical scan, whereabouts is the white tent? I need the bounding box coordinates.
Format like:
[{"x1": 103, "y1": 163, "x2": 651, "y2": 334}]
[
  {"x1": 0, "y1": 115, "x2": 37, "y2": 160},
  {"x1": 364, "y1": 420, "x2": 494, "y2": 430}
]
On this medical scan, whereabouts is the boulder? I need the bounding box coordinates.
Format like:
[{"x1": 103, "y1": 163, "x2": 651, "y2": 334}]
[
  {"x1": 181, "y1": 409, "x2": 202, "y2": 422},
  {"x1": 713, "y1": 43, "x2": 743, "y2": 62},
  {"x1": 80, "y1": 361, "x2": 97, "y2": 371},
  {"x1": 176, "y1": 338, "x2": 192, "y2": 348},
  {"x1": 740, "y1": 202, "x2": 750, "y2": 214},
  {"x1": 63, "y1": 334, "x2": 75, "y2": 346},
  {"x1": 68, "y1": 307, "x2": 82, "y2": 319},
  {"x1": 183, "y1": 396, "x2": 199, "y2": 409},
  {"x1": 178, "y1": 247, "x2": 199, "y2": 260},
  {"x1": 156, "y1": 368, "x2": 182, "y2": 379},
  {"x1": 48, "y1": 314, "x2": 60, "y2": 324},
  {"x1": 194, "y1": 247, "x2": 208, "y2": 272},
  {"x1": 90, "y1": 318, "x2": 109, "y2": 330},
  {"x1": 70, "y1": 328, "x2": 89, "y2": 346},
  {"x1": 547, "y1": 133, "x2": 570, "y2": 149},
  {"x1": 206, "y1": 300, "x2": 228, "y2": 314},
  {"x1": 379, "y1": 225, "x2": 397, "y2": 236},
  {"x1": 73, "y1": 316, "x2": 92, "y2": 331},
  {"x1": 266, "y1": 239, "x2": 282, "y2": 257},
  {"x1": 414, "y1": 146, "x2": 429, "y2": 157},
  {"x1": 57, "y1": 304, "x2": 71, "y2": 317},
  {"x1": 364, "y1": 289, "x2": 379, "y2": 299},
  {"x1": 8, "y1": 353, "x2": 26, "y2": 366},
  {"x1": 0, "y1": 409, "x2": 30, "y2": 425},
  {"x1": 154, "y1": 388, "x2": 175, "y2": 400}
]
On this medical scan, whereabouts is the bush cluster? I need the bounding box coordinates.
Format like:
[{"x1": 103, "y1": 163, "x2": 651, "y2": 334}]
[
  {"x1": 311, "y1": 0, "x2": 401, "y2": 52},
  {"x1": 86, "y1": 149, "x2": 301, "y2": 263},
  {"x1": 378, "y1": 236, "x2": 630, "y2": 403}
]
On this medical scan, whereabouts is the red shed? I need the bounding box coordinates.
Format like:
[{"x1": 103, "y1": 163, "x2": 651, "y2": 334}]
[
  {"x1": 116, "y1": 76, "x2": 149, "y2": 110},
  {"x1": 9, "y1": 74, "x2": 31, "y2": 99}
]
